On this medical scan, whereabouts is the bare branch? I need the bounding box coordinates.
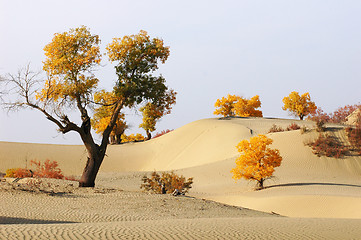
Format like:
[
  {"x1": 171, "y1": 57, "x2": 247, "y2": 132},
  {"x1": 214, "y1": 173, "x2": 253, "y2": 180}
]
[{"x1": 1, "y1": 64, "x2": 81, "y2": 135}]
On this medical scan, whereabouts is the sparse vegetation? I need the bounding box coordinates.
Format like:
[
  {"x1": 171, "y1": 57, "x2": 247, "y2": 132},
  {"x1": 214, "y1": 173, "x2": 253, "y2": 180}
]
[
  {"x1": 308, "y1": 134, "x2": 348, "y2": 158},
  {"x1": 286, "y1": 123, "x2": 301, "y2": 131},
  {"x1": 268, "y1": 123, "x2": 300, "y2": 133},
  {"x1": 316, "y1": 120, "x2": 326, "y2": 132},
  {"x1": 308, "y1": 104, "x2": 361, "y2": 124},
  {"x1": 268, "y1": 124, "x2": 284, "y2": 133},
  {"x1": 141, "y1": 171, "x2": 193, "y2": 195},
  {"x1": 4, "y1": 159, "x2": 78, "y2": 181},
  {"x1": 153, "y1": 129, "x2": 174, "y2": 139},
  {"x1": 345, "y1": 115, "x2": 361, "y2": 154}
]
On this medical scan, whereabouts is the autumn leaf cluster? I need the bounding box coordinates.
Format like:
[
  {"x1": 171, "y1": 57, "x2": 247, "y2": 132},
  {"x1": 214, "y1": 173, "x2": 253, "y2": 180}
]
[{"x1": 214, "y1": 94, "x2": 262, "y2": 117}]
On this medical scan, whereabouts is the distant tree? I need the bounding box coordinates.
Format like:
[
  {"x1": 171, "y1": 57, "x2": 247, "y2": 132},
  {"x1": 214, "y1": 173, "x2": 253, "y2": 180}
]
[
  {"x1": 121, "y1": 133, "x2": 145, "y2": 142},
  {"x1": 139, "y1": 90, "x2": 176, "y2": 140},
  {"x1": 282, "y1": 91, "x2": 317, "y2": 120},
  {"x1": 233, "y1": 95, "x2": 263, "y2": 117},
  {"x1": 214, "y1": 94, "x2": 262, "y2": 117},
  {"x1": 1, "y1": 27, "x2": 174, "y2": 187},
  {"x1": 231, "y1": 134, "x2": 282, "y2": 190},
  {"x1": 213, "y1": 94, "x2": 238, "y2": 117}
]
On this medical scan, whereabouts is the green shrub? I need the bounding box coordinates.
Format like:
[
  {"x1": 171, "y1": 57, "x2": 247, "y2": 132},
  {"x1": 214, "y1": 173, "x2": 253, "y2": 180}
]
[{"x1": 141, "y1": 171, "x2": 193, "y2": 195}]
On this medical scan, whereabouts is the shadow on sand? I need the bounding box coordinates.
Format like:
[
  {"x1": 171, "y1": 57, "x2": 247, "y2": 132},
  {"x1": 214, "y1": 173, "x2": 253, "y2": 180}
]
[
  {"x1": 264, "y1": 182, "x2": 361, "y2": 190},
  {"x1": 0, "y1": 216, "x2": 77, "y2": 225}
]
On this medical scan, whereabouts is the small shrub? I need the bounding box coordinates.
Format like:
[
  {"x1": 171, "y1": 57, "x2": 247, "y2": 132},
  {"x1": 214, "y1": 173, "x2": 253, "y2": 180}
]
[
  {"x1": 31, "y1": 160, "x2": 64, "y2": 179},
  {"x1": 346, "y1": 125, "x2": 361, "y2": 155},
  {"x1": 141, "y1": 171, "x2": 193, "y2": 195},
  {"x1": 268, "y1": 124, "x2": 284, "y2": 133},
  {"x1": 5, "y1": 168, "x2": 33, "y2": 178},
  {"x1": 286, "y1": 123, "x2": 301, "y2": 131},
  {"x1": 308, "y1": 134, "x2": 348, "y2": 158},
  {"x1": 5, "y1": 160, "x2": 66, "y2": 180},
  {"x1": 153, "y1": 129, "x2": 173, "y2": 139},
  {"x1": 301, "y1": 126, "x2": 309, "y2": 134},
  {"x1": 329, "y1": 104, "x2": 361, "y2": 123},
  {"x1": 307, "y1": 108, "x2": 331, "y2": 123},
  {"x1": 316, "y1": 120, "x2": 326, "y2": 132}
]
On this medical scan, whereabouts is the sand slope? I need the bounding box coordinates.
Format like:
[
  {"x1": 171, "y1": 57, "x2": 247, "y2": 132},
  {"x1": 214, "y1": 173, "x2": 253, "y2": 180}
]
[{"x1": 1, "y1": 117, "x2": 361, "y2": 221}]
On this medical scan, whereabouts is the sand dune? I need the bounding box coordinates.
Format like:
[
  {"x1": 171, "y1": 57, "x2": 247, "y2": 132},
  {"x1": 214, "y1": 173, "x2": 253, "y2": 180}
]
[{"x1": 1, "y1": 117, "x2": 361, "y2": 239}]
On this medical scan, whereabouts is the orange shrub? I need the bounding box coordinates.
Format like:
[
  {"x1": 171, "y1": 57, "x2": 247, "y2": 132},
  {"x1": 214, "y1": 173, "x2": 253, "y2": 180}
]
[
  {"x1": 5, "y1": 168, "x2": 33, "y2": 178},
  {"x1": 30, "y1": 160, "x2": 64, "y2": 179}
]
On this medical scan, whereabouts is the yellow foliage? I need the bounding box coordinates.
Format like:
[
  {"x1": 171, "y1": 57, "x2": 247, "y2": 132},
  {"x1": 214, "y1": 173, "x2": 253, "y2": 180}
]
[
  {"x1": 231, "y1": 135, "x2": 282, "y2": 189},
  {"x1": 282, "y1": 91, "x2": 317, "y2": 120},
  {"x1": 233, "y1": 95, "x2": 263, "y2": 117},
  {"x1": 106, "y1": 30, "x2": 169, "y2": 67},
  {"x1": 139, "y1": 90, "x2": 176, "y2": 137},
  {"x1": 38, "y1": 26, "x2": 101, "y2": 102},
  {"x1": 214, "y1": 94, "x2": 263, "y2": 117},
  {"x1": 213, "y1": 94, "x2": 238, "y2": 117},
  {"x1": 121, "y1": 133, "x2": 145, "y2": 143},
  {"x1": 91, "y1": 90, "x2": 126, "y2": 137}
]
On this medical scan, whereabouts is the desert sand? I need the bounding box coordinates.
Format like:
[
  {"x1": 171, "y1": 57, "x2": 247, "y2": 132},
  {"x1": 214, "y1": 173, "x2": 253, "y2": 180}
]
[{"x1": 1, "y1": 117, "x2": 361, "y2": 239}]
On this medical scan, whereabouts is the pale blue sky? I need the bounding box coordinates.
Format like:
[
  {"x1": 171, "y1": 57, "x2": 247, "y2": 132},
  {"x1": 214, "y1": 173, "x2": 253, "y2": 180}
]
[{"x1": 1, "y1": 0, "x2": 361, "y2": 144}]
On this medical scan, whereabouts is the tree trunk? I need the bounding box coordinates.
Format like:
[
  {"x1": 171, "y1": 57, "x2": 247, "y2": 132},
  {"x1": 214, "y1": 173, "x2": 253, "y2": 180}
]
[
  {"x1": 146, "y1": 130, "x2": 152, "y2": 140},
  {"x1": 78, "y1": 118, "x2": 106, "y2": 187},
  {"x1": 256, "y1": 178, "x2": 264, "y2": 190},
  {"x1": 79, "y1": 152, "x2": 103, "y2": 187}
]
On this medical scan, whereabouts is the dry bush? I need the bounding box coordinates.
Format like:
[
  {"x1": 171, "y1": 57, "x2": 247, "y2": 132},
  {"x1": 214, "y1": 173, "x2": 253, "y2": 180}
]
[
  {"x1": 308, "y1": 134, "x2": 348, "y2": 158},
  {"x1": 268, "y1": 124, "x2": 284, "y2": 133},
  {"x1": 307, "y1": 108, "x2": 331, "y2": 123},
  {"x1": 141, "y1": 171, "x2": 193, "y2": 195},
  {"x1": 345, "y1": 119, "x2": 361, "y2": 155},
  {"x1": 316, "y1": 119, "x2": 326, "y2": 132},
  {"x1": 286, "y1": 123, "x2": 301, "y2": 131},
  {"x1": 30, "y1": 160, "x2": 64, "y2": 179},
  {"x1": 329, "y1": 104, "x2": 361, "y2": 123},
  {"x1": 5, "y1": 159, "x2": 69, "y2": 180},
  {"x1": 153, "y1": 129, "x2": 173, "y2": 139},
  {"x1": 5, "y1": 168, "x2": 33, "y2": 178}
]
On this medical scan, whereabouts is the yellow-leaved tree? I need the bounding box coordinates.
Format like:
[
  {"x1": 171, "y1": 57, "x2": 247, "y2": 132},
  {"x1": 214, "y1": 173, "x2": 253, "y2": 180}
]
[
  {"x1": 214, "y1": 94, "x2": 262, "y2": 117},
  {"x1": 213, "y1": 94, "x2": 239, "y2": 117},
  {"x1": 231, "y1": 134, "x2": 282, "y2": 190},
  {"x1": 282, "y1": 91, "x2": 317, "y2": 120},
  {"x1": 2, "y1": 27, "x2": 175, "y2": 187},
  {"x1": 91, "y1": 90, "x2": 127, "y2": 144},
  {"x1": 139, "y1": 90, "x2": 176, "y2": 140},
  {"x1": 233, "y1": 95, "x2": 263, "y2": 117}
]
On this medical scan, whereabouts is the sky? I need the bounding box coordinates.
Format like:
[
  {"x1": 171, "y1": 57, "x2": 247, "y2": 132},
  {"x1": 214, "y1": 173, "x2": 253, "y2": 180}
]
[{"x1": 0, "y1": 0, "x2": 361, "y2": 144}]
